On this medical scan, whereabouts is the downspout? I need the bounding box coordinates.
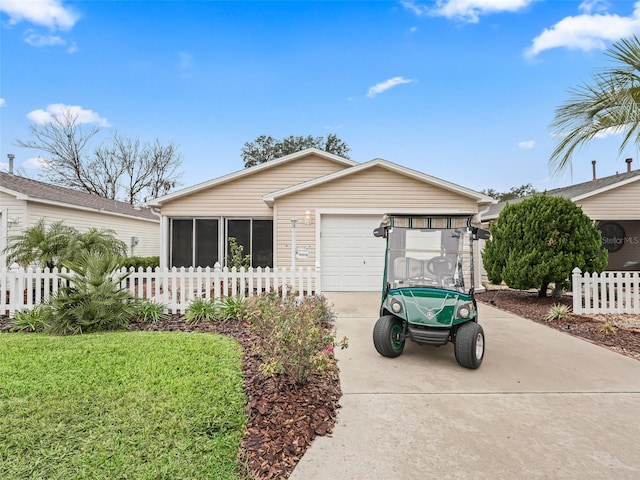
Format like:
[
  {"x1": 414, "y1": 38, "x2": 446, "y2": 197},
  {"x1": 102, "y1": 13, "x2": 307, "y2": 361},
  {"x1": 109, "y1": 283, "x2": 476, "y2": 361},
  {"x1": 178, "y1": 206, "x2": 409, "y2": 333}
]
[
  {"x1": 149, "y1": 206, "x2": 167, "y2": 270},
  {"x1": 475, "y1": 204, "x2": 493, "y2": 292}
]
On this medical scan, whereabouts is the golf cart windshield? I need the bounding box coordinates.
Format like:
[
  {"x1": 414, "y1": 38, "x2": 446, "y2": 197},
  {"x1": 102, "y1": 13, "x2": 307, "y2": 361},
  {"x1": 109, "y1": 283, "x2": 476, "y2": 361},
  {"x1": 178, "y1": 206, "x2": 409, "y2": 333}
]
[{"x1": 387, "y1": 226, "x2": 467, "y2": 292}]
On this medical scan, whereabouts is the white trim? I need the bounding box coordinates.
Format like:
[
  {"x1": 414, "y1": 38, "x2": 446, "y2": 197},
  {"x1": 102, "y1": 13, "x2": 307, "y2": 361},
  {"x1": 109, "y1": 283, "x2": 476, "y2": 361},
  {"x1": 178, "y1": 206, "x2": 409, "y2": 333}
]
[
  {"x1": 0, "y1": 208, "x2": 6, "y2": 269},
  {"x1": 147, "y1": 148, "x2": 358, "y2": 207},
  {"x1": 571, "y1": 175, "x2": 640, "y2": 202}
]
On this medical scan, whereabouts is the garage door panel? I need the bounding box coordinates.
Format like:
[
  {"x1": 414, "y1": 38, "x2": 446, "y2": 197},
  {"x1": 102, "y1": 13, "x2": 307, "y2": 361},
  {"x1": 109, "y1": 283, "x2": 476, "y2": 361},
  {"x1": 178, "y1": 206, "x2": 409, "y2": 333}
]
[{"x1": 321, "y1": 215, "x2": 385, "y2": 291}]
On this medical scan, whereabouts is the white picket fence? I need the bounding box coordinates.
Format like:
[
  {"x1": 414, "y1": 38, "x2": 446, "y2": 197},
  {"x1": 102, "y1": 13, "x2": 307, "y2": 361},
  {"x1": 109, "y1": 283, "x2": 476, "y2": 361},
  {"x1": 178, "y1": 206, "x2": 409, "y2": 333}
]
[
  {"x1": 572, "y1": 268, "x2": 640, "y2": 314},
  {"x1": 1, "y1": 264, "x2": 321, "y2": 317}
]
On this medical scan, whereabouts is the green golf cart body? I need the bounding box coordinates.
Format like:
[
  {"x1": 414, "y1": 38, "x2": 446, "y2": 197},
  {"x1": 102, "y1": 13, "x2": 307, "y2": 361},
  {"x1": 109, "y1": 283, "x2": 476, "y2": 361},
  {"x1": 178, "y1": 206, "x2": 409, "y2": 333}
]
[{"x1": 372, "y1": 214, "x2": 490, "y2": 369}]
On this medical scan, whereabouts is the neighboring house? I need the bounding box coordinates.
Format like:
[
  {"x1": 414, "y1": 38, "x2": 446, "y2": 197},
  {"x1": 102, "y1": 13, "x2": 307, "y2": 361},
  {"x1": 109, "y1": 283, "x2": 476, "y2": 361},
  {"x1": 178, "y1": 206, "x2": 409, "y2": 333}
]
[
  {"x1": 146, "y1": 148, "x2": 495, "y2": 292},
  {"x1": 480, "y1": 160, "x2": 640, "y2": 271},
  {"x1": 0, "y1": 172, "x2": 160, "y2": 268}
]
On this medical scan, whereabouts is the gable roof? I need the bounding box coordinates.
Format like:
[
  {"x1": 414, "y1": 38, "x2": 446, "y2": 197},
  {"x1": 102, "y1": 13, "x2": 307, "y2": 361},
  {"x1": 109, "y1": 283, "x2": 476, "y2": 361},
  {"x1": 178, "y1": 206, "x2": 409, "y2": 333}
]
[
  {"x1": 0, "y1": 172, "x2": 158, "y2": 221},
  {"x1": 146, "y1": 148, "x2": 357, "y2": 206},
  {"x1": 262, "y1": 158, "x2": 496, "y2": 206},
  {"x1": 481, "y1": 168, "x2": 640, "y2": 221}
]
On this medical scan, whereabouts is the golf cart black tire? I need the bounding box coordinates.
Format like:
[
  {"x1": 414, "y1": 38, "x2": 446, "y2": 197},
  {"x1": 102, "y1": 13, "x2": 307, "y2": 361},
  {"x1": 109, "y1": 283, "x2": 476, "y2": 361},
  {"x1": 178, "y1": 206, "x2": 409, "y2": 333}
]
[
  {"x1": 373, "y1": 315, "x2": 405, "y2": 358},
  {"x1": 454, "y1": 322, "x2": 485, "y2": 369}
]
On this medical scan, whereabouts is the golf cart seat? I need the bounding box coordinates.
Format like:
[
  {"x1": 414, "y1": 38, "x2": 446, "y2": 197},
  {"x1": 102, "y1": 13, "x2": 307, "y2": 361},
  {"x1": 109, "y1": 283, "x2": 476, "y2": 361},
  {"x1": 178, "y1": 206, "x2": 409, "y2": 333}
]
[{"x1": 393, "y1": 257, "x2": 423, "y2": 283}]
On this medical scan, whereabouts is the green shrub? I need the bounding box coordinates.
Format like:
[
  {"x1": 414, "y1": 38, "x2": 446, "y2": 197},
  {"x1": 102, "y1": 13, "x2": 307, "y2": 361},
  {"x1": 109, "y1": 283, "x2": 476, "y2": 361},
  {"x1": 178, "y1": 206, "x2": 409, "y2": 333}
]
[
  {"x1": 246, "y1": 294, "x2": 347, "y2": 385},
  {"x1": 121, "y1": 256, "x2": 160, "y2": 270},
  {"x1": 8, "y1": 306, "x2": 48, "y2": 332},
  {"x1": 184, "y1": 297, "x2": 219, "y2": 324},
  {"x1": 483, "y1": 194, "x2": 608, "y2": 297},
  {"x1": 135, "y1": 299, "x2": 169, "y2": 323},
  {"x1": 218, "y1": 295, "x2": 246, "y2": 320},
  {"x1": 42, "y1": 251, "x2": 138, "y2": 335}
]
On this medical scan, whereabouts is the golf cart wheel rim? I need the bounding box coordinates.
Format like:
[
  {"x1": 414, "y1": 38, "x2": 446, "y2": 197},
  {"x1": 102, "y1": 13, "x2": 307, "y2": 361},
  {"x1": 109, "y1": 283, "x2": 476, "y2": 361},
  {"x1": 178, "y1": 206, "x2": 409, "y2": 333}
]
[
  {"x1": 391, "y1": 324, "x2": 403, "y2": 351},
  {"x1": 475, "y1": 332, "x2": 484, "y2": 360}
]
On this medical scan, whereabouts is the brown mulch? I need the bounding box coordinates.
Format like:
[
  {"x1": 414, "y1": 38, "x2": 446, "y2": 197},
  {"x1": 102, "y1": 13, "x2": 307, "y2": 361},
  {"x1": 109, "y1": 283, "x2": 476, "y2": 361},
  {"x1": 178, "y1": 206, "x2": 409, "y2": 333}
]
[
  {"x1": 126, "y1": 316, "x2": 342, "y2": 480},
  {"x1": 475, "y1": 288, "x2": 640, "y2": 360}
]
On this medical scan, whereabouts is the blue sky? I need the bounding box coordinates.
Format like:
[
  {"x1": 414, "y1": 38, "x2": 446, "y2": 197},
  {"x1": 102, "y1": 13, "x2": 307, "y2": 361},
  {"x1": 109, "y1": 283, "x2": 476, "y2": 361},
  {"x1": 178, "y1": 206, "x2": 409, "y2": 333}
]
[{"x1": 2, "y1": 0, "x2": 640, "y2": 195}]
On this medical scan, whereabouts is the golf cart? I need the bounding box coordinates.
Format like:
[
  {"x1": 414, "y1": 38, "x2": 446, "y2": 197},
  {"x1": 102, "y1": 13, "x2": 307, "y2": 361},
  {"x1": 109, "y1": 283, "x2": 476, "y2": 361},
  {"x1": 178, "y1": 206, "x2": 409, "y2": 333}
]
[{"x1": 372, "y1": 214, "x2": 491, "y2": 369}]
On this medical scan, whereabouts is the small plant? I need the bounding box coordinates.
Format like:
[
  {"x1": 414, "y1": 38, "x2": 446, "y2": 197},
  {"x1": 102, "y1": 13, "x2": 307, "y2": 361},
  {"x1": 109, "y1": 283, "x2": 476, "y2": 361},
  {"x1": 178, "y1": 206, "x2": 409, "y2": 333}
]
[
  {"x1": 9, "y1": 306, "x2": 48, "y2": 332},
  {"x1": 226, "y1": 237, "x2": 251, "y2": 269},
  {"x1": 544, "y1": 303, "x2": 571, "y2": 322},
  {"x1": 218, "y1": 295, "x2": 246, "y2": 320},
  {"x1": 135, "y1": 300, "x2": 169, "y2": 324},
  {"x1": 599, "y1": 322, "x2": 618, "y2": 335},
  {"x1": 184, "y1": 297, "x2": 219, "y2": 324},
  {"x1": 246, "y1": 294, "x2": 348, "y2": 385}
]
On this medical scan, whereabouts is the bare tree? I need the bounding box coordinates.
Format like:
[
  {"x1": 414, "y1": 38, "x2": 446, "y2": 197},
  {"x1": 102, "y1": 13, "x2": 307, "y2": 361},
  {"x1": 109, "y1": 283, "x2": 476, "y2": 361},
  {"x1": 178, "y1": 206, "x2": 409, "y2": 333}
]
[{"x1": 17, "y1": 110, "x2": 183, "y2": 204}]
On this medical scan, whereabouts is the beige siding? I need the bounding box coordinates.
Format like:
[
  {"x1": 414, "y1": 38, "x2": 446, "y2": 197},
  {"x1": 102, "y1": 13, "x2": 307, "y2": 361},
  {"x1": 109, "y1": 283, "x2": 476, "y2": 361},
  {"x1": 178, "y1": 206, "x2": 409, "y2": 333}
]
[
  {"x1": 27, "y1": 203, "x2": 159, "y2": 257},
  {"x1": 577, "y1": 181, "x2": 640, "y2": 219},
  {"x1": 160, "y1": 155, "x2": 348, "y2": 217},
  {"x1": 1, "y1": 192, "x2": 28, "y2": 267},
  {"x1": 0, "y1": 191, "x2": 27, "y2": 238},
  {"x1": 274, "y1": 166, "x2": 479, "y2": 268}
]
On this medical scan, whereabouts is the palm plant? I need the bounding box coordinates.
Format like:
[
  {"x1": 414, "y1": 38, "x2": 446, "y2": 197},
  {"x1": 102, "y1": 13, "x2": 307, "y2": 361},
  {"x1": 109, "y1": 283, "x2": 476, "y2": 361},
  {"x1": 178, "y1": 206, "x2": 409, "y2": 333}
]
[
  {"x1": 549, "y1": 35, "x2": 640, "y2": 174},
  {"x1": 4, "y1": 219, "x2": 77, "y2": 269},
  {"x1": 70, "y1": 227, "x2": 128, "y2": 258},
  {"x1": 42, "y1": 250, "x2": 136, "y2": 335}
]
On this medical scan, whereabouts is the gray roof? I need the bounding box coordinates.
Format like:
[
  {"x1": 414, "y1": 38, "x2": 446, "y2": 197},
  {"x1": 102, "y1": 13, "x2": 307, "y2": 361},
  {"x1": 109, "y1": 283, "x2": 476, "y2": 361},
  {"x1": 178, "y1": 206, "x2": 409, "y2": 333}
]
[
  {"x1": 0, "y1": 172, "x2": 158, "y2": 221},
  {"x1": 482, "y1": 168, "x2": 640, "y2": 220}
]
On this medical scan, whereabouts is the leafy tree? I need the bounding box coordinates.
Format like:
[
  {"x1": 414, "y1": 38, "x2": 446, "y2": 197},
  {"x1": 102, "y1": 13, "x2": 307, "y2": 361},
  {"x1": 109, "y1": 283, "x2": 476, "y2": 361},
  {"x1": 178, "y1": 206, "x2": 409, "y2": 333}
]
[
  {"x1": 483, "y1": 195, "x2": 608, "y2": 297},
  {"x1": 481, "y1": 183, "x2": 538, "y2": 201},
  {"x1": 17, "y1": 108, "x2": 183, "y2": 204},
  {"x1": 549, "y1": 35, "x2": 640, "y2": 174},
  {"x1": 4, "y1": 220, "x2": 127, "y2": 269},
  {"x1": 241, "y1": 133, "x2": 351, "y2": 168}
]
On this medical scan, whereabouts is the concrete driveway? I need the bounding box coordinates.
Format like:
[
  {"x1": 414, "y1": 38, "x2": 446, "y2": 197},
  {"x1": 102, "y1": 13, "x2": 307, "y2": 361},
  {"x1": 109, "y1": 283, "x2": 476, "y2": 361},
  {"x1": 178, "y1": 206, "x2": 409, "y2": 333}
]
[{"x1": 289, "y1": 292, "x2": 640, "y2": 480}]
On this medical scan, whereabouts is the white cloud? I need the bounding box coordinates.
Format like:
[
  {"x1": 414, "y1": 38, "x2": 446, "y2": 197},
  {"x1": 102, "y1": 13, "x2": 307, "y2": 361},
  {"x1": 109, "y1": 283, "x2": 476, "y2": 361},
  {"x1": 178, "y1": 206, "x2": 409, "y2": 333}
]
[
  {"x1": 23, "y1": 30, "x2": 65, "y2": 47},
  {"x1": 593, "y1": 125, "x2": 624, "y2": 138},
  {"x1": 518, "y1": 140, "x2": 536, "y2": 149},
  {"x1": 27, "y1": 104, "x2": 109, "y2": 127},
  {"x1": 23, "y1": 156, "x2": 51, "y2": 170},
  {"x1": 0, "y1": 98, "x2": 6, "y2": 107},
  {"x1": 367, "y1": 76, "x2": 414, "y2": 98},
  {"x1": 402, "y1": 0, "x2": 537, "y2": 23},
  {"x1": 0, "y1": 0, "x2": 79, "y2": 30},
  {"x1": 525, "y1": 1, "x2": 640, "y2": 57}
]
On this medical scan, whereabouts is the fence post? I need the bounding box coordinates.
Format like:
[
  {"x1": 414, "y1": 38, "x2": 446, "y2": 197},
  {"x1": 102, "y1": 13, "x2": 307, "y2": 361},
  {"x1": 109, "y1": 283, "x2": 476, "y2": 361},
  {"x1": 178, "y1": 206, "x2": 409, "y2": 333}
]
[{"x1": 572, "y1": 267, "x2": 582, "y2": 314}]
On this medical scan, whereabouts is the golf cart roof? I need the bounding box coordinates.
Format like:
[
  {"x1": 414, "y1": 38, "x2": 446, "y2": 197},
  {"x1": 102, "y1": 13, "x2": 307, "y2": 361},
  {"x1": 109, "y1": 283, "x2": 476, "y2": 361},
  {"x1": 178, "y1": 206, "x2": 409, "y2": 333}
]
[{"x1": 380, "y1": 214, "x2": 473, "y2": 229}]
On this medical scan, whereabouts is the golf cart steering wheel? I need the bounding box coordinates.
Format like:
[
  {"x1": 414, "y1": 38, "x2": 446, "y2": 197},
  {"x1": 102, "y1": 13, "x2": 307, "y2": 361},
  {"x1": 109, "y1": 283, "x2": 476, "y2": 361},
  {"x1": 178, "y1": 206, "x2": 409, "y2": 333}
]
[{"x1": 426, "y1": 256, "x2": 456, "y2": 284}]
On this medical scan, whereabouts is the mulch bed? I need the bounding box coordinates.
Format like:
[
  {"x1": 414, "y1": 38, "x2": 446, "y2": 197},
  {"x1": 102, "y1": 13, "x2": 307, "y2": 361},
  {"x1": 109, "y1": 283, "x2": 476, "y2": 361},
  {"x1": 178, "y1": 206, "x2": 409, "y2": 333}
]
[{"x1": 475, "y1": 289, "x2": 640, "y2": 360}]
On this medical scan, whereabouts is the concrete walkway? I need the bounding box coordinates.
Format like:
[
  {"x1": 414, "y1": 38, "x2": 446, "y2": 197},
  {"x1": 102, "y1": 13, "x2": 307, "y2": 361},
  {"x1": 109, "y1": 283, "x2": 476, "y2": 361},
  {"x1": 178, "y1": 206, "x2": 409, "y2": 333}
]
[{"x1": 289, "y1": 292, "x2": 640, "y2": 480}]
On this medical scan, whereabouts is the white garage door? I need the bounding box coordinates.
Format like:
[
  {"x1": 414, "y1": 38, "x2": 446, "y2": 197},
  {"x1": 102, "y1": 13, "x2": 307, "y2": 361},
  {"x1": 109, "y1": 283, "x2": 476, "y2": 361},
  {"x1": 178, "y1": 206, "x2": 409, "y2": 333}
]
[{"x1": 321, "y1": 215, "x2": 386, "y2": 291}]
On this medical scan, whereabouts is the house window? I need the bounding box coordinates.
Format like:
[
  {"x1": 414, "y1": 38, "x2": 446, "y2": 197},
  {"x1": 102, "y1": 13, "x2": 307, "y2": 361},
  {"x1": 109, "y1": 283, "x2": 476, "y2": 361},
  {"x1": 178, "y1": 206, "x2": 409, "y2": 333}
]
[
  {"x1": 171, "y1": 219, "x2": 219, "y2": 268},
  {"x1": 226, "y1": 218, "x2": 273, "y2": 268},
  {"x1": 170, "y1": 218, "x2": 272, "y2": 268}
]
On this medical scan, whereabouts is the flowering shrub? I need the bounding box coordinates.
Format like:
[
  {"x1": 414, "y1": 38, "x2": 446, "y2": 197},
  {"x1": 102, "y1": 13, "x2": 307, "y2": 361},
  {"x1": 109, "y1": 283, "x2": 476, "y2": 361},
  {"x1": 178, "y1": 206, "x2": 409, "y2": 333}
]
[{"x1": 243, "y1": 294, "x2": 348, "y2": 385}]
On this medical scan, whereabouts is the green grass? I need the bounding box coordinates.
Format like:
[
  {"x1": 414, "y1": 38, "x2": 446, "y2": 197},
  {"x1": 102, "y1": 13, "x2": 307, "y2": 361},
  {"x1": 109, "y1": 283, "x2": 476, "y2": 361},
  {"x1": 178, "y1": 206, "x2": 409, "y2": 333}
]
[{"x1": 0, "y1": 331, "x2": 247, "y2": 480}]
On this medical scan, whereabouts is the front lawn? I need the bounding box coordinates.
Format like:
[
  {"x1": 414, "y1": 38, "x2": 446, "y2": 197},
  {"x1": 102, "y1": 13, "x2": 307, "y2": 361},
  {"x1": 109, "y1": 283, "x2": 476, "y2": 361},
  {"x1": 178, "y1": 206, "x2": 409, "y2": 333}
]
[{"x1": 0, "y1": 331, "x2": 247, "y2": 479}]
